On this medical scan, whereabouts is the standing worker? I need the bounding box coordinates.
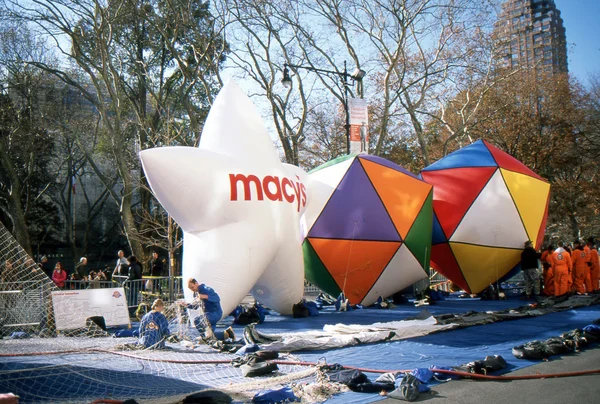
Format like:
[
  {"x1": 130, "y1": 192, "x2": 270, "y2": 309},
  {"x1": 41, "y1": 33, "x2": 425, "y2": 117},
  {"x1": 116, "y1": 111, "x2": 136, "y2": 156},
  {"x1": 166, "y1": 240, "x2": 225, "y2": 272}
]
[
  {"x1": 540, "y1": 245, "x2": 555, "y2": 296},
  {"x1": 520, "y1": 241, "x2": 541, "y2": 300},
  {"x1": 586, "y1": 238, "x2": 599, "y2": 292},
  {"x1": 547, "y1": 242, "x2": 573, "y2": 297},
  {"x1": 571, "y1": 241, "x2": 592, "y2": 294}
]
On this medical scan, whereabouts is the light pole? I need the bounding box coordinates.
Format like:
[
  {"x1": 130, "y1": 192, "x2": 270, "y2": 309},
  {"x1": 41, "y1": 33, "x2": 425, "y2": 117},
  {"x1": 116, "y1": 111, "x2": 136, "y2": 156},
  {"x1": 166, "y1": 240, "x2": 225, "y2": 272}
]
[{"x1": 282, "y1": 61, "x2": 365, "y2": 155}]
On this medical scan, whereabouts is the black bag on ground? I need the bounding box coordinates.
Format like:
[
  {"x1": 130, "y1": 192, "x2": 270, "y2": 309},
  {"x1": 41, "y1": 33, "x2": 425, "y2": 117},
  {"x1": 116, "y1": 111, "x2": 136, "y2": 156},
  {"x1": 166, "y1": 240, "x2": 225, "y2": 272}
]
[
  {"x1": 387, "y1": 373, "x2": 421, "y2": 402},
  {"x1": 543, "y1": 337, "x2": 570, "y2": 355},
  {"x1": 292, "y1": 301, "x2": 310, "y2": 318},
  {"x1": 324, "y1": 368, "x2": 369, "y2": 391},
  {"x1": 234, "y1": 307, "x2": 262, "y2": 325},
  {"x1": 182, "y1": 390, "x2": 233, "y2": 403},
  {"x1": 512, "y1": 340, "x2": 549, "y2": 360},
  {"x1": 241, "y1": 361, "x2": 278, "y2": 377}
]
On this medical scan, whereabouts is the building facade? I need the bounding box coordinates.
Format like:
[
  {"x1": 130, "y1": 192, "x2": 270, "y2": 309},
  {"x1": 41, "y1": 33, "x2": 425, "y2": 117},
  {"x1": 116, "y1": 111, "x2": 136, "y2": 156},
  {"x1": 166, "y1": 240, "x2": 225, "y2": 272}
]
[{"x1": 495, "y1": 0, "x2": 568, "y2": 74}]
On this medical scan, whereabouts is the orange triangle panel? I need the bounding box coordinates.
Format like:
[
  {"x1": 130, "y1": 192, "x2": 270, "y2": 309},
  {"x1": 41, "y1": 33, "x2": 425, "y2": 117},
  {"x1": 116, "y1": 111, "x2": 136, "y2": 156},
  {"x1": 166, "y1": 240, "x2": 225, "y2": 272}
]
[
  {"x1": 308, "y1": 237, "x2": 401, "y2": 304},
  {"x1": 360, "y1": 159, "x2": 432, "y2": 239},
  {"x1": 421, "y1": 167, "x2": 496, "y2": 239},
  {"x1": 483, "y1": 140, "x2": 543, "y2": 180},
  {"x1": 431, "y1": 243, "x2": 470, "y2": 293}
]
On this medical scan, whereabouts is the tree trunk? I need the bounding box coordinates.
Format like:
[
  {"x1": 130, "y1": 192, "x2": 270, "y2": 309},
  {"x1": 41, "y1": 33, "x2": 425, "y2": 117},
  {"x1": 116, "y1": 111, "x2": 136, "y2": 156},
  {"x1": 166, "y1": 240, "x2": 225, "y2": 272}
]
[{"x1": 0, "y1": 141, "x2": 32, "y2": 255}]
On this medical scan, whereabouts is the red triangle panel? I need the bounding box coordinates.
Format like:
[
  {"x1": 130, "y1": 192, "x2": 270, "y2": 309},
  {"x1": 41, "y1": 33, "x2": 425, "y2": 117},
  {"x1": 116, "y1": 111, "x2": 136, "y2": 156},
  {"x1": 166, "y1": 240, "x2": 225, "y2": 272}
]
[
  {"x1": 483, "y1": 140, "x2": 543, "y2": 181},
  {"x1": 431, "y1": 243, "x2": 471, "y2": 293}
]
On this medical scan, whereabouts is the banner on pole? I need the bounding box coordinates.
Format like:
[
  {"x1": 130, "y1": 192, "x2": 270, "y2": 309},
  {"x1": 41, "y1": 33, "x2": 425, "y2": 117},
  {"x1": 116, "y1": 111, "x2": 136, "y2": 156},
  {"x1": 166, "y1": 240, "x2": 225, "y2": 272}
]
[{"x1": 349, "y1": 98, "x2": 368, "y2": 154}]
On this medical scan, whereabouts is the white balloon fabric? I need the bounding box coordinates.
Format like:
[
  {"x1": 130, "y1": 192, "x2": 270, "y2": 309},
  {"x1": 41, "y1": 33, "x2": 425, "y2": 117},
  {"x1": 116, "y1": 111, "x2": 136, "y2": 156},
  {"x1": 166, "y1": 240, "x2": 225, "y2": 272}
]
[{"x1": 139, "y1": 82, "x2": 307, "y2": 316}]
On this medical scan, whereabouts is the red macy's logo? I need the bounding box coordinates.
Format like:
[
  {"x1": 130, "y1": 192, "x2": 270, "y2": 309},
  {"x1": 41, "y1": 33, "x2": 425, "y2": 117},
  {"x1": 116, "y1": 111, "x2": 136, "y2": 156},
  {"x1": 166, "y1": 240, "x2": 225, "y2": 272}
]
[{"x1": 230, "y1": 174, "x2": 307, "y2": 212}]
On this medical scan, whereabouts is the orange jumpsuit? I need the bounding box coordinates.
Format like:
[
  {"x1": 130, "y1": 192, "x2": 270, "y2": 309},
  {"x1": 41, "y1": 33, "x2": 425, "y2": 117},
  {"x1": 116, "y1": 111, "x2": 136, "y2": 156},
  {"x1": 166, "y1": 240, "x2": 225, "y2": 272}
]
[
  {"x1": 572, "y1": 248, "x2": 592, "y2": 293},
  {"x1": 547, "y1": 249, "x2": 572, "y2": 297},
  {"x1": 588, "y1": 245, "x2": 600, "y2": 292},
  {"x1": 541, "y1": 250, "x2": 554, "y2": 296}
]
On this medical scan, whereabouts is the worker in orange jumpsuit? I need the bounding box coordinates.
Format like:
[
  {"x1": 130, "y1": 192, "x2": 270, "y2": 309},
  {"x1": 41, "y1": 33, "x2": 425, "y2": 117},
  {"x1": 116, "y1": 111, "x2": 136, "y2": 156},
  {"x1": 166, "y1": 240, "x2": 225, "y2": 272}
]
[
  {"x1": 540, "y1": 245, "x2": 555, "y2": 296},
  {"x1": 571, "y1": 241, "x2": 591, "y2": 294},
  {"x1": 547, "y1": 243, "x2": 572, "y2": 297},
  {"x1": 586, "y1": 238, "x2": 599, "y2": 292}
]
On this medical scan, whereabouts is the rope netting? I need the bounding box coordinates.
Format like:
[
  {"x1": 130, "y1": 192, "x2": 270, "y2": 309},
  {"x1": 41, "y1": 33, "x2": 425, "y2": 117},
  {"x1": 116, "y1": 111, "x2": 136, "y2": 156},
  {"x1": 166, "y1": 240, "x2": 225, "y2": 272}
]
[{"x1": 0, "y1": 223, "x2": 322, "y2": 403}]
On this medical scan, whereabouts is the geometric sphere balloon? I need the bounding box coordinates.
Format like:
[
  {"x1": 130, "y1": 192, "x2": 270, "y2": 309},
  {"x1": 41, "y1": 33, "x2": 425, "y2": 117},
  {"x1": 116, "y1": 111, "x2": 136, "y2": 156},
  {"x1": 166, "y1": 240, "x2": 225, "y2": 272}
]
[
  {"x1": 303, "y1": 154, "x2": 433, "y2": 306},
  {"x1": 420, "y1": 139, "x2": 550, "y2": 294}
]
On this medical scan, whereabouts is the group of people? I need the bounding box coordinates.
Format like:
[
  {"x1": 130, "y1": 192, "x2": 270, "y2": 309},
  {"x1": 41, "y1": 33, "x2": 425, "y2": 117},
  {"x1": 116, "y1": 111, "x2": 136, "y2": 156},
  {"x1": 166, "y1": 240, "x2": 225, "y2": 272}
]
[
  {"x1": 521, "y1": 238, "x2": 599, "y2": 299},
  {"x1": 37, "y1": 249, "x2": 167, "y2": 290},
  {"x1": 137, "y1": 278, "x2": 233, "y2": 349}
]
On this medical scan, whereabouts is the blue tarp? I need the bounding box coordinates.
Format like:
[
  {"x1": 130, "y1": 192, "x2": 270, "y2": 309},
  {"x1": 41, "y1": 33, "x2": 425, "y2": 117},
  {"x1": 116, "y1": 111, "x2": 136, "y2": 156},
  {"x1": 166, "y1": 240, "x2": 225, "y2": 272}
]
[{"x1": 2, "y1": 297, "x2": 598, "y2": 403}]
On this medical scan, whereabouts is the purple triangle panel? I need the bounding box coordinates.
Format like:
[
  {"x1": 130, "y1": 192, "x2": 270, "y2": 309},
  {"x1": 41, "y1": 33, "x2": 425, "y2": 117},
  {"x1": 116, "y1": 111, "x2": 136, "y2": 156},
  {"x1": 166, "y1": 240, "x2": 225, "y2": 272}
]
[
  {"x1": 308, "y1": 160, "x2": 401, "y2": 241},
  {"x1": 359, "y1": 155, "x2": 419, "y2": 179}
]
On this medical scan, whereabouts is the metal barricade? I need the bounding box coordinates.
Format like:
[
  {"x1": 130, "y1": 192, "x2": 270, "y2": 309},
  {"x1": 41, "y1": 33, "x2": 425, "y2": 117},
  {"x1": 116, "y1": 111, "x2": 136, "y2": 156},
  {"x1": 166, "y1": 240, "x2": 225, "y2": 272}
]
[{"x1": 0, "y1": 281, "x2": 50, "y2": 332}]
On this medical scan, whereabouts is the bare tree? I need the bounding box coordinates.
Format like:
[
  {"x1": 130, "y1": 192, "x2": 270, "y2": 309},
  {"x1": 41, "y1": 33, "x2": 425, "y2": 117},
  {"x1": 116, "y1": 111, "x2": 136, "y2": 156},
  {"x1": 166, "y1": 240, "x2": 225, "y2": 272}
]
[{"x1": 3, "y1": 0, "x2": 225, "y2": 262}]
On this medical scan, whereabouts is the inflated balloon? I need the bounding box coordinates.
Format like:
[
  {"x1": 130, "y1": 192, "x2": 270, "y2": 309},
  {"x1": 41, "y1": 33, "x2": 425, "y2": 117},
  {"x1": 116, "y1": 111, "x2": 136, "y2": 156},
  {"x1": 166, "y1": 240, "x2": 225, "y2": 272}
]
[
  {"x1": 139, "y1": 82, "x2": 307, "y2": 316},
  {"x1": 302, "y1": 154, "x2": 432, "y2": 306},
  {"x1": 420, "y1": 139, "x2": 550, "y2": 294}
]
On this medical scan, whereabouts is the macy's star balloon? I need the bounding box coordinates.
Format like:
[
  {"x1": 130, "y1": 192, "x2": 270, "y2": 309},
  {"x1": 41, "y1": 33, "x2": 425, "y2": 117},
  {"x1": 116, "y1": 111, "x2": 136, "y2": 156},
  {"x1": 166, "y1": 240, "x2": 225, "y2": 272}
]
[
  {"x1": 139, "y1": 82, "x2": 307, "y2": 316},
  {"x1": 420, "y1": 139, "x2": 550, "y2": 294}
]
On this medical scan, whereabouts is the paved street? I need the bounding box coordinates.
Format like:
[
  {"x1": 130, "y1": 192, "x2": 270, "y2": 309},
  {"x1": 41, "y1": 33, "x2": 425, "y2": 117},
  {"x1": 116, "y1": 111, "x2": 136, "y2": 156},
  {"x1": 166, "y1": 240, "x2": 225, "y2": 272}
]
[{"x1": 376, "y1": 346, "x2": 600, "y2": 404}]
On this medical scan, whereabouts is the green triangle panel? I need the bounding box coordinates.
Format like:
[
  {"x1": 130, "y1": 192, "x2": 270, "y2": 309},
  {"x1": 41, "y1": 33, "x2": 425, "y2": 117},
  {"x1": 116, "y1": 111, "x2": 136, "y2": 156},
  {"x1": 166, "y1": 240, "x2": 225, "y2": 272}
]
[
  {"x1": 403, "y1": 191, "x2": 433, "y2": 270},
  {"x1": 302, "y1": 239, "x2": 341, "y2": 297}
]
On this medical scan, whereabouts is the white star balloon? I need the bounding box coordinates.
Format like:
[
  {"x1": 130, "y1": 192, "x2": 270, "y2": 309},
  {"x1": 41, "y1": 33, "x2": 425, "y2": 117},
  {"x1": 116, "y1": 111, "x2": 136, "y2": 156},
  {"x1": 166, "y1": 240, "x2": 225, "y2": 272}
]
[{"x1": 139, "y1": 82, "x2": 307, "y2": 316}]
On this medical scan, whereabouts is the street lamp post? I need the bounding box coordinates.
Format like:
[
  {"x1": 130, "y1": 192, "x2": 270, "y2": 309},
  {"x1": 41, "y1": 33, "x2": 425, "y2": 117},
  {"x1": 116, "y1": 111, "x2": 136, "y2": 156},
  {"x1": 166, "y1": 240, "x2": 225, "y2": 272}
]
[{"x1": 282, "y1": 61, "x2": 365, "y2": 155}]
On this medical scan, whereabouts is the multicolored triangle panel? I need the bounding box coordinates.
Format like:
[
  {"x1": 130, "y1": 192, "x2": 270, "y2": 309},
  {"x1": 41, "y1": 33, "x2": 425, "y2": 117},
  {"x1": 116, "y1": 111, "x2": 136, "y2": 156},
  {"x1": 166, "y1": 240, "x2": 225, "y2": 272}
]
[
  {"x1": 302, "y1": 239, "x2": 341, "y2": 298},
  {"x1": 308, "y1": 159, "x2": 400, "y2": 241},
  {"x1": 421, "y1": 140, "x2": 498, "y2": 171},
  {"x1": 360, "y1": 158, "x2": 432, "y2": 239},
  {"x1": 308, "y1": 237, "x2": 401, "y2": 304},
  {"x1": 421, "y1": 167, "x2": 496, "y2": 239}
]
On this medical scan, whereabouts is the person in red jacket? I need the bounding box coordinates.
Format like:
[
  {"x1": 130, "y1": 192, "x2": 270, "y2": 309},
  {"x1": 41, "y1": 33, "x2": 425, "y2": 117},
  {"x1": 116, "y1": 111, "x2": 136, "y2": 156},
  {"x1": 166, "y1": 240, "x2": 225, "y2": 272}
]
[
  {"x1": 586, "y1": 238, "x2": 599, "y2": 292},
  {"x1": 572, "y1": 240, "x2": 592, "y2": 294},
  {"x1": 547, "y1": 243, "x2": 572, "y2": 297},
  {"x1": 540, "y1": 245, "x2": 555, "y2": 296},
  {"x1": 51, "y1": 262, "x2": 68, "y2": 289}
]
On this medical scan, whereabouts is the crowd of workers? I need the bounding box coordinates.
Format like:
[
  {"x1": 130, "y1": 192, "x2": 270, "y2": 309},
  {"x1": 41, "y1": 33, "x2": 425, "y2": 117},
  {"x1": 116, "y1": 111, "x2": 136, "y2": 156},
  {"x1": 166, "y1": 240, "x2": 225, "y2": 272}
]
[{"x1": 521, "y1": 237, "x2": 599, "y2": 299}]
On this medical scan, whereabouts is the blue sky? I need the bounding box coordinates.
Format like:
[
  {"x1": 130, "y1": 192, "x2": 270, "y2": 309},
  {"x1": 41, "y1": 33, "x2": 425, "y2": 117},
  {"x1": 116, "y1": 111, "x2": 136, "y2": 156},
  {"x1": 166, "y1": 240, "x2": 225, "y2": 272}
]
[{"x1": 555, "y1": 0, "x2": 600, "y2": 85}]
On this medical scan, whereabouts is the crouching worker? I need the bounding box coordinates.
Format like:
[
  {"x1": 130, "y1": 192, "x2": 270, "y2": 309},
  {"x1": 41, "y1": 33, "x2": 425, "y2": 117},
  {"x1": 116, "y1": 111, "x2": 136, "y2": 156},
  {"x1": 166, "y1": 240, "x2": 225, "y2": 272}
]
[
  {"x1": 139, "y1": 299, "x2": 170, "y2": 349},
  {"x1": 183, "y1": 278, "x2": 234, "y2": 342}
]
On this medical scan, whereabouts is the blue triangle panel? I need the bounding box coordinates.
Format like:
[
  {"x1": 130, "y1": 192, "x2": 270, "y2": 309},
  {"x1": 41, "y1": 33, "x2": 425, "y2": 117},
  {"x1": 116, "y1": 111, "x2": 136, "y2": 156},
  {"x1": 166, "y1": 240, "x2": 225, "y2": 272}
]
[
  {"x1": 432, "y1": 212, "x2": 447, "y2": 245},
  {"x1": 358, "y1": 155, "x2": 419, "y2": 179},
  {"x1": 422, "y1": 139, "x2": 498, "y2": 172},
  {"x1": 308, "y1": 159, "x2": 401, "y2": 241}
]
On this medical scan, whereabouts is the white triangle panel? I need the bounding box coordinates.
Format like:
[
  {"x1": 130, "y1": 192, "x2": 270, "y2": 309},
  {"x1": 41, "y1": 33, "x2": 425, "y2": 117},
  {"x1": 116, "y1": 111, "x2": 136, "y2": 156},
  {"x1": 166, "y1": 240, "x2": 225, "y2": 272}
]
[
  {"x1": 361, "y1": 244, "x2": 427, "y2": 306},
  {"x1": 450, "y1": 170, "x2": 528, "y2": 249}
]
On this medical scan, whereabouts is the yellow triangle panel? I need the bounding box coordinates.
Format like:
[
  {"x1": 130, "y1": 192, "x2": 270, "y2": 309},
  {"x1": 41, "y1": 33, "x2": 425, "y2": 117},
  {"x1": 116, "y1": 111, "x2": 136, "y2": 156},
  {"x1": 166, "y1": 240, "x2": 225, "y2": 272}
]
[
  {"x1": 360, "y1": 159, "x2": 432, "y2": 239},
  {"x1": 501, "y1": 169, "x2": 550, "y2": 243},
  {"x1": 450, "y1": 242, "x2": 522, "y2": 294}
]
